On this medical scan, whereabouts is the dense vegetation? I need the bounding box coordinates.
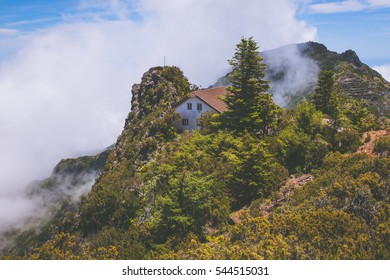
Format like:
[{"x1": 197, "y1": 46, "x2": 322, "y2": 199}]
[{"x1": 2, "y1": 39, "x2": 389, "y2": 260}]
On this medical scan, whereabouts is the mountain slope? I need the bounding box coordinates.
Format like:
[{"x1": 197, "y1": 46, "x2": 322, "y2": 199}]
[
  {"x1": 0, "y1": 149, "x2": 110, "y2": 258},
  {"x1": 77, "y1": 66, "x2": 191, "y2": 234},
  {"x1": 213, "y1": 42, "x2": 390, "y2": 116},
  {"x1": 2, "y1": 44, "x2": 389, "y2": 260}
]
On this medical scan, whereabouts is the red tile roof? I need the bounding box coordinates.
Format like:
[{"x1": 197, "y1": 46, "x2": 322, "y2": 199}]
[{"x1": 190, "y1": 87, "x2": 228, "y2": 113}]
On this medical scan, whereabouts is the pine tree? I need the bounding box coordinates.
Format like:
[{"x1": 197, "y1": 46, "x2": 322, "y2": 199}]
[
  {"x1": 311, "y1": 70, "x2": 343, "y2": 144},
  {"x1": 311, "y1": 70, "x2": 340, "y2": 117},
  {"x1": 221, "y1": 37, "x2": 281, "y2": 135}
]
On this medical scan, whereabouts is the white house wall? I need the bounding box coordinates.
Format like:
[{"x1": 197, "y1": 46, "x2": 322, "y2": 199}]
[{"x1": 173, "y1": 97, "x2": 217, "y2": 131}]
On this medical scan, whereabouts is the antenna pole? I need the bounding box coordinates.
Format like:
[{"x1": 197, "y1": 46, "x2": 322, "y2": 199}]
[{"x1": 164, "y1": 56, "x2": 166, "y2": 67}]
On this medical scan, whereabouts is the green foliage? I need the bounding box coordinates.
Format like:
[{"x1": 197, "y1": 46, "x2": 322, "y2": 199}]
[
  {"x1": 197, "y1": 111, "x2": 220, "y2": 135},
  {"x1": 52, "y1": 150, "x2": 110, "y2": 177},
  {"x1": 29, "y1": 232, "x2": 118, "y2": 260},
  {"x1": 227, "y1": 37, "x2": 269, "y2": 98},
  {"x1": 142, "y1": 132, "x2": 230, "y2": 243},
  {"x1": 294, "y1": 99, "x2": 324, "y2": 138},
  {"x1": 311, "y1": 70, "x2": 342, "y2": 125},
  {"x1": 152, "y1": 174, "x2": 227, "y2": 242},
  {"x1": 222, "y1": 133, "x2": 287, "y2": 208},
  {"x1": 220, "y1": 37, "x2": 281, "y2": 135},
  {"x1": 343, "y1": 99, "x2": 377, "y2": 132},
  {"x1": 155, "y1": 213, "x2": 292, "y2": 260},
  {"x1": 164, "y1": 152, "x2": 389, "y2": 260},
  {"x1": 160, "y1": 66, "x2": 191, "y2": 95},
  {"x1": 78, "y1": 174, "x2": 140, "y2": 233},
  {"x1": 136, "y1": 66, "x2": 190, "y2": 118},
  {"x1": 334, "y1": 129, "x2": 361, "y2": 153},
  {"x1": 131, "y1": 130, "x2": 287, "y2": 247},
  {"x1": 291, "y1": 153, "x2": 389, "y2": 223},
  {"x1": 269, "y1": 99, "x2": 332, "y2": 173},
  {"x1": 374, "y1": 136, "x2": 390, "y2": 157},
  {"x1": 269, "y1": 208, "x2": 371, "y2": 259},
  {"x1": 87, "y1": 226, "x2": 149, "y2": 259},
  {"x1": 279, "y1": 129, "x2": 329, "y2": 172}
]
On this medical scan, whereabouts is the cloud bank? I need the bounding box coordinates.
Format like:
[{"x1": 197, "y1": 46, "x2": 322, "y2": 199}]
[
  {"x1": 264, "y1": 44, "x2": 320, "y2": 107},
  {"x1": 373, "y1": 64, "x2": 390, "y2": 82},
  {"x1": 307, "y1": 0, "x2": 390, "y2": 14},
  {"x1": 0, "y1": 0, "x2": 317, "y2": 235}
]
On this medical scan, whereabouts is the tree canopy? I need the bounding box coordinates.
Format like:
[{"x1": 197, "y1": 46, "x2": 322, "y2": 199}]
[
  {"x1": 311, "y1": 70, "x2": 340, "y2": 118},
  {"x1": 220, "y1": 37, "x2": 281, "y2": 136}
]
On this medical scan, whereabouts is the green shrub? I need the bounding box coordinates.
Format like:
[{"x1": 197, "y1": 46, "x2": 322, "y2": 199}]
[{"x1": 373, "y1": 136, "x2": 390, "y2": 157}]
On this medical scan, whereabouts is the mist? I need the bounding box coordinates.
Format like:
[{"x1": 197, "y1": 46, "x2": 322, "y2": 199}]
[
  {"x1": 373, "y1": 64, "x2": 390, "y2": 83},
  {"x1": 0, "y1": 170, "x2": 97, "y2": 253},
  {"x1": 0, "y1": 0, "x2": 317, "y2": 243},
  {"x1": 263, "y1": 43, "x2": 320, "y2": 107}
]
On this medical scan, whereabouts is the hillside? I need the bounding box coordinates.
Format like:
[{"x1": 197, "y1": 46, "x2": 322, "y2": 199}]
[
  {"x1": 0, "y1": 149, "x2": 110, "y2": 257},
  {"x1": 1, "y1": 42, "x2": 389, "y2": 260},
  {"x1": 213, "y1": 42, "x2": 390, "y2": 116}
]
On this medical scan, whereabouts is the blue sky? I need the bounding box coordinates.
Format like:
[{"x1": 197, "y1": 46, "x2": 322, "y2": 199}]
[
  {"x1": 0, "y1": 0, "x2": 389, "y2": 67},
  {"x1": 297, "y1": 1, "x2": 390, "y2": 67}
]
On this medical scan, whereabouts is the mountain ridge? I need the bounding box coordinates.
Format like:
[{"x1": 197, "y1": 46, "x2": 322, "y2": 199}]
[
  {"x1": 212, "y1": 41, "x2": 390, "y2": 116},
  {"x1": 1, "y1": 41, "x2": 389, "y2": 260}
]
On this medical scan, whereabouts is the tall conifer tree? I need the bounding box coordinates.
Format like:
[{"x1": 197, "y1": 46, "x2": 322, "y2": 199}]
[
  {"x1": 221, "y1": 37, "x2": 281, "y2": 135},
  {"x1": 311, "y1": 70, "x2": 340, "y2": 117}
]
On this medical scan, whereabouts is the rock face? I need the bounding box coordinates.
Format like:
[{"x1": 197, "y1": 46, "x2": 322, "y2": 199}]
[
  {"x1": 77, "y1": 66, "x2": 191, "y2": 233},
  {"x1": 115, "y1": 66, "x2": 190, "y2": 166},
  {"x1": 127, "y1": 66, "x2": 190, "y2": 122},
  {"x1": 340, "y1": 49, "x2": 362, "y2": 66},
  {"x1": 129, "y1": 67, "x2": 183, "y2": 120}
]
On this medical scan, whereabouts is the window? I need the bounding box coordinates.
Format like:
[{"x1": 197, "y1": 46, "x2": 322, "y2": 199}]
[
  {"x1": 197, "y1": 103, "x2": 203, "y2": 111},
  {"x1": 182, "y1": 118, "x2": 189, "y2": 126},
  {"x1": 187, "y1": 103, "x2": 192, "y2": 110}
]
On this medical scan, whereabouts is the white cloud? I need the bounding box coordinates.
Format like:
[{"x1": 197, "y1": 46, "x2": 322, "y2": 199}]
[
  {"x1": 0, "y1": 28, "x2": 19, "y2": 36},
  {"x1": 6, "y1": 18, "x2": 58, "y2": 27},
  {"x1": 307, "y1": 0, "x2": 390, "y2": 14},
  {"x1": 308, "y1": 0, "x2": 366, "y2": 13},
  {"x1": 265, "y1": 44, "x2": 320, "y2": 107},
  {"x1": 0, "y1": 0, "x2": 317, "y2": 233},
  {"x1": 373, "y1": 64, "x2": 390, "y2": 82},
  {"x1": 366, "y1": 0, "x2": 390, "y2": 8}
]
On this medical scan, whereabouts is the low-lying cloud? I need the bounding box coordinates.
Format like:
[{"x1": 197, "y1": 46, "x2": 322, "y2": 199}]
[
  {"x1": 373, "y1": 64, "x2": 390, "y2": 82},
  {"x1": 263, "y1": 43, "x2": 320, "y2": 107},
  {"x1": 0, "y1": 0, "x2": 317, "y2": 237},
  {"x1": 0, "y1": 171, "x2": 97, "y2": 252}
]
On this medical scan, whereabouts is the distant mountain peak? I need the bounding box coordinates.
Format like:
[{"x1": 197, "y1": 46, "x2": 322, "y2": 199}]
[
  {"x1": 340, "y1": 49, "x2": 362, "y2": 66},
  {"x1": 211, "y1": 41, "x2": 390, "y2": 116}
]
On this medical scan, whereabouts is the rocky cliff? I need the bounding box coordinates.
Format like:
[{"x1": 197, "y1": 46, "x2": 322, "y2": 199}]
[
  {"x1": 0, "y1": 66, "x2": 191, "y2": 258},
  {"x1": 77, "y1": 66, "x2": 191, "y2": 234}
]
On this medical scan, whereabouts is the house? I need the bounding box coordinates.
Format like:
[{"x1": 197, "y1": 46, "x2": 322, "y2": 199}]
[{"x1": 173, "y1": 87, "x2": 228, "y2": 131}]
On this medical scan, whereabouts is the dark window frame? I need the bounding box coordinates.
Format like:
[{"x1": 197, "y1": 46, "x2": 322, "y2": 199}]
[{"x1": 182, "y1": 118, "x2": 189, "y2": 126}]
